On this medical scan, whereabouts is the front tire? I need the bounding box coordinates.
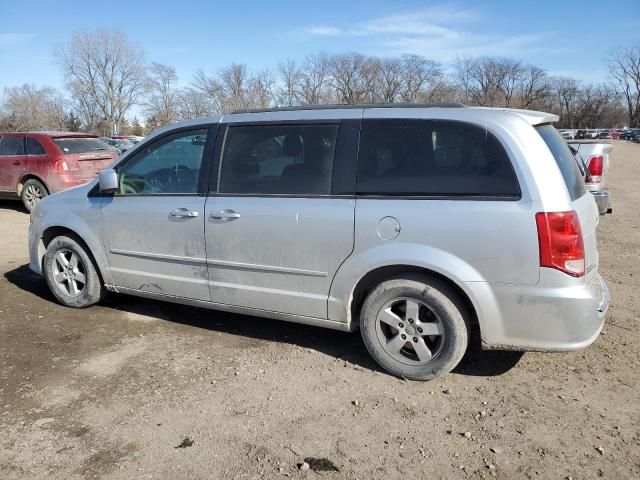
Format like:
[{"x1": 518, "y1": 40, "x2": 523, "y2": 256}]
[
  {"x1": 21, "y1": 179, "x2": 48, "y2": 212},
  {"x1": 360, "y1": 274, "x2": 470, "y2": 380},
  {"x1": 43, "y1": 235, "x2": 104, "y2": 308}
]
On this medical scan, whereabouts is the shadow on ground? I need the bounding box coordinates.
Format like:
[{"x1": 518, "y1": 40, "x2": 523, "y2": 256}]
[
  {"x1": 0, "y1": 200, "x2": 27, "y2": 213},
  {"x1": 4, "y1": 263, "x2": 524, "y2": 379}
]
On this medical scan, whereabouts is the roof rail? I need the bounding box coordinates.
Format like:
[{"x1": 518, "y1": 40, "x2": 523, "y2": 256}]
[{"x1": 232, "y1": 103, "x2": 466, "y2": 114}]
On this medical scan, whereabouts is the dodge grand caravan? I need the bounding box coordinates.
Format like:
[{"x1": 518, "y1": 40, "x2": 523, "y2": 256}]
[{"x1": 28, "y1": 104, "x2": 609, "y2": 380}]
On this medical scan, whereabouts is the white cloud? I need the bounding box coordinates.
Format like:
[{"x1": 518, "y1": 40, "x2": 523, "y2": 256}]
[
  {"x1": 300, "y1": 4, "x2": 554, "y2": 61},
  {"x1": 306, "y1": 26, "x2": 343, "y2": 37}
]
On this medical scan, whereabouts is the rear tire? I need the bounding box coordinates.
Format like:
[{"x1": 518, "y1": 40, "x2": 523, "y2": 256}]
[
  {"x1": 43, "y1": 235, "x2": 104, "y2": 308},
  {"x1": 360, "y1": 274, "x2": 470, "y2": 380},
  {"x1": 20, "y1": 179, "x2": 48, "y2": 212}
]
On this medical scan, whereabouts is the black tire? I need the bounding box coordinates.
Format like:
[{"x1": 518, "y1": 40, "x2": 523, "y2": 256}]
[
  {"x1": 20, "y1": 179, "x2": 48, "y2": 212},
  {"x1": 43, "y1": 235, "x2": 104, "y2": 308},
  {"x1": 360, "y1": 274, "x2": 470, "y2": 380}
]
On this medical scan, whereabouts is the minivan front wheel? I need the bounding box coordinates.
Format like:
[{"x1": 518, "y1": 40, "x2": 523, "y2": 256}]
[
  {"x1": 360, "y1": 275, "x2": 469, "y2": 380},
  {"x1": 20, "y1": 179, "x2": 48, "y2": 212},
  {"x1": 43, "y1": 235, "x2": 104, "y2": 308}
]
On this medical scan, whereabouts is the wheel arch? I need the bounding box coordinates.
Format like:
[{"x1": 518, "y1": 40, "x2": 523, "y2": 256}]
[
  {"x1": 40, "y1": 225, "x2": 110, "y2": 287},
  {"x1": 17, "y1": 174, "x2": 49, "y2": 196},
  {"x1": 347, "y1": 264, "x2": 480, "y2": 346}
]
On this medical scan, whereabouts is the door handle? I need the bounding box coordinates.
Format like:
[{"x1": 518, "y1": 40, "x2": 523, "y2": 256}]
[
  {"x1": 210, "y1": 210, "x2": 241, "y2": 221},
  {"x1": 170, "y1": 208, "x2": 199, "y2": 218}
]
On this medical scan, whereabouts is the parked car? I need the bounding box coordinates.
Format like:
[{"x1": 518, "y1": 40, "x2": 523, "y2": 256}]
[
  {"x1": 569, "y1": 141, "x2": 613, "y2": 215},
  {"x1": 100, "y1": 137, "x2": 136, "y2": 154},
  {"x1": 0, "y1": 132, "x2": 117, "y2": 211},
  {"x1": 559, "y1": 129, "x2": 576, "y2": 139},
  {"x1": 596, "y1": 130, "x2": 611, "y2": 139},
  {"x1": 620, "y1": 129, "x2": 639, "y2": 140},
  {"x1": 610, "y1": 129, "x2": 623, "y2": 140},
  {"x1": 583, "y1": 129, "x2": 599, "y2": 139},
  {"x1": 28, "y1": 105, "x2": 609, "y2": 380}
]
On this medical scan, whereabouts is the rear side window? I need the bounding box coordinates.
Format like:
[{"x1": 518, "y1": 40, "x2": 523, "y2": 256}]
[
  {"x1": 357, "y1": 119, "x2": 520, "y2": 198},
  {"x1": 0, "y1": 135, "x2": 25, "y2": 155},
  {"x1": 219, "y1": 124, "x2": 339, "y2": 195},
  {"x1": 536, "y1": 125, "x2": 586, "y2": 201},
  {"x1": 26, "y1": 137, "x2": 46, "y2": 155},
  {"x1": 53, "y1": 137, "x2": 111, "y2": 155}
]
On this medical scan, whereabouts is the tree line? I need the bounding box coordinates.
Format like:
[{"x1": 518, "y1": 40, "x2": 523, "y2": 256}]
[{"x1": 1, "y1": 29, "x2": 639, "y2": 135}]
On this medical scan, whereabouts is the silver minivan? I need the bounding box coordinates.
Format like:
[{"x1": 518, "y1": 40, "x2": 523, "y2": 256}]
[{"x1": 28, "y1": 104, "x2": 609, "y2": 380}]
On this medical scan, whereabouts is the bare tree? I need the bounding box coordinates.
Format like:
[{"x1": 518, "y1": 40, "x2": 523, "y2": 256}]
[
  {"x1": 299, "y1": 52, "x2": 330, "y2": 105},
  {"x1": 175, "y1": 87, "x2": 216, "y2": 120},
  {"x1": 1, "y1": 84, "x2": 67, "y2": 130},
  {"x1": 328, "y1": 52, "x2": 372, "y2": 104},
  {"x1": 145, "y1": 62, "x2": 178, "y2": 126},
  {"x1": 517, "y1": 65, "x2": 550, "y2": 108},
  {"x1": 276, "y1": 59, "x2": 301, "y2": 107},
  {"x1": 55, "y1": 29, "x2": 147, "y2": 134},
  {"x1": 399, "y1": 54, "x2": 443, "y2": 103},
  {"x1": 375, "y1": 57, "x2": 403, "y2": 103},
  {"x1": 455, "y1": 56, "x2": 500, "y2": 106},
  {"x1": 550, "y1": 76, "x2": 581, "y2": 127},
  {"x1": 608, "y1": 44, "x2": 640, "y2": 127}
]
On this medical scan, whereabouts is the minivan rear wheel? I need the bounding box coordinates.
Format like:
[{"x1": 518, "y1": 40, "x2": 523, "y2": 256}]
[
  {"x1": 21, "y1": 179, "x2": 48, "y2": 212},
  {"x1": 43, "y1": 235, "x2": 104, "y2": 308},
  {"x1": 360, "y1": 274, "x2": 469, "y2": 380}
]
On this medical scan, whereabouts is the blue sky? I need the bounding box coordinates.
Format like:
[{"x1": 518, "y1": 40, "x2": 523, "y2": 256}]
[{"x1": 1, "y1": 0, "x2": 639, "y2": 92}]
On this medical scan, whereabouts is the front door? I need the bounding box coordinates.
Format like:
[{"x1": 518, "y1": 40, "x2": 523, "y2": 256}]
[
  {"x1": 0, "y1": 135, "x2": 26, "y2": 193},
  {"x1": 205, "y1": 122, "x2": 356, "y2": 319},
  {"x1": 101, "y1": 127, "x2": 214, "y2": 301}
]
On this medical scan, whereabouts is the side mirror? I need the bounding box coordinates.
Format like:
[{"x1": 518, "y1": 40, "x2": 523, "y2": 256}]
[{"x1": 98, "y1": 169, "x2": 119, "y2": 194}]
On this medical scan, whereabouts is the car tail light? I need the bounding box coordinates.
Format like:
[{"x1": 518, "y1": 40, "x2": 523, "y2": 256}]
[
  {"x1": 535, "y1": 211, "x2": 585, "y2": 277},
  {"x1": 53, "y1": 158, "x2": 69, "y2": 173},
  {"x1": 587, "y1": 155, "x2": 603, "y2": 183}
]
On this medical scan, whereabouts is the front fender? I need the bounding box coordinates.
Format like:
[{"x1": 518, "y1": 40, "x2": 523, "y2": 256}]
[
  {"x1": 33, "y1": 193, "x2": 113, "y2": 285},
  {"x1": 328, "y1": 242, "x2": 488, "y2": 326}
]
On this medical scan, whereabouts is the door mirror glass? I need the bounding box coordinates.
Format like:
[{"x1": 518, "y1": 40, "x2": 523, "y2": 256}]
[{"x1": 98, "y1": 169, "x2": 119, "y2": 193}]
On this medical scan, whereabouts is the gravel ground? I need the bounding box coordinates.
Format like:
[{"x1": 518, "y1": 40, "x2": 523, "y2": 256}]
[{"x1": 0, "y1": 141, "x2": 639, "y2": 479}]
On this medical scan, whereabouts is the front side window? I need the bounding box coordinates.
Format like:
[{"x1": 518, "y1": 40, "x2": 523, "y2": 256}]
[
  {"x1": 26, "y1": 137, "x2": 46, "y2": 155},
  {"x1": 218, "y1": 124, "x2": 339, "y2": 195},
  {"x1": 0, "y1": 135, "x2": 25, "y2": 156},
  {"x1": 117, "y1": 129, "x2": 208, "y2": 195},
  {"x1": 357, "y1": 119, "x2": 520, "y2": 198}
]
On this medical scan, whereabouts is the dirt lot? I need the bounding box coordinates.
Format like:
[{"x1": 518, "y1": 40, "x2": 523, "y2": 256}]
[{"x1": 1, "y1": 141, "x2": 639, "y2": 480}]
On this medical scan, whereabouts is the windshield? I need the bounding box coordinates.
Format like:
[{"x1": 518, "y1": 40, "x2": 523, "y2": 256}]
[
  {"x1": 53, "y1": 137, "x2": 111, "y2": 155},
  {"x1": 536, "y1": 125, "x2": 587, "y2": 201}
]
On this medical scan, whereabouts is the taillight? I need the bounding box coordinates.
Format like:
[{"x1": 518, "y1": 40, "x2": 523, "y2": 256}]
[
  {"x1": 53, "y1": 158, "x2": 69, "y2": 173},
  {"x1": 535, "y1": 211, "x2": 585, "y2": 277},
  {"x1": 587, "y1": 155, "x2": 603, "y2": 183}
]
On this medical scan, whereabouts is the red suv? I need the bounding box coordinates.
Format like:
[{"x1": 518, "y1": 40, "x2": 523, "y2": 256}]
[{"x1": 0, "y1": 132, "x2": 117, "y2": 211}]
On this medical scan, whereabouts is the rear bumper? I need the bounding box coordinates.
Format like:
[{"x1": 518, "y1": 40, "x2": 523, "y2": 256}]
[
  {"x1": 471, "y1": 270, "x2": 609, "y2": 352},
  {"x1": 591, "y1": 190, "x2": 612, "y2": 215}
]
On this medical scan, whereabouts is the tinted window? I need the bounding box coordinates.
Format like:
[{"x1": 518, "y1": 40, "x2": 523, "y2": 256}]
[
  {"x1": 26, "y1": 137, "x2": 46, "y2": 155},
  {"x1": 536, "y1": 125, "x2": 586, "y2": 201},
  {"x1": 0, "y1": 135, "x2": 25, "y2": 156},
  {"x1": 53, "y1": 137, "x2": 111, "y2": 155},
  {"x1": 219, "y1": 124, "x2": 339, "y2": 195},
  {"x1": 117, "y1": 129, "x2": 207, "y2": 194},
  {"x1": 357, "y1": 120, "x2": 520, "y2": 197}
]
